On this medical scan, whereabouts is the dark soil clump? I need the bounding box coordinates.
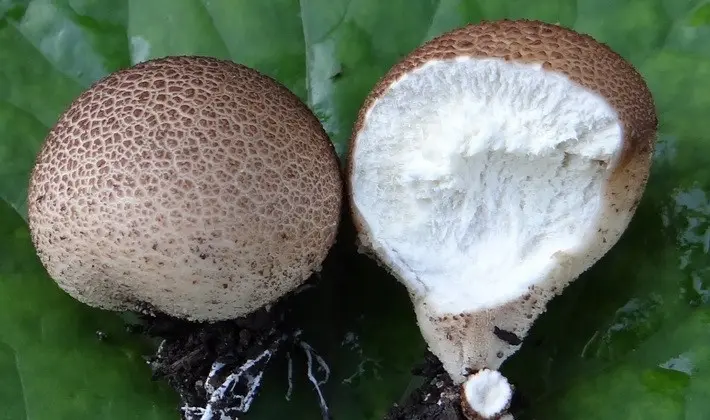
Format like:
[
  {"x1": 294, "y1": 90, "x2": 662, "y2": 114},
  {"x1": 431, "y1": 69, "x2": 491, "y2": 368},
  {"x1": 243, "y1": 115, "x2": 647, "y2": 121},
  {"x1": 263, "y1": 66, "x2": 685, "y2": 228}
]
[
  {"x1": 385, "y1": 352, "x2": 526, "y2": 420},
  {"x1": 126, "y1": 227, "x2": 352, "y2": 420},
  {"x1": 384, "y1": 352, "x2": 466, "y2": 420},
  {"x1": 152, "y1": 310, "x2": 280, "y2": 407},
  {"x1": 129, "y1": 299, "x2": 297, "y2": 420}
]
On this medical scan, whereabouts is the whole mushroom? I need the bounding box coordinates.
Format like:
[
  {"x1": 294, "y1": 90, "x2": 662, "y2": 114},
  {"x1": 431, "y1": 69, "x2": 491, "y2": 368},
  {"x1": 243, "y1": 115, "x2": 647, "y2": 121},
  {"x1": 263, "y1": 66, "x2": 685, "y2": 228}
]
[
  {"x1": 28, "y1": 56, "x2": 343, "y2": 322},
  {"x1": 347, "y1": 20, "x2": 657, "y2": 418}
]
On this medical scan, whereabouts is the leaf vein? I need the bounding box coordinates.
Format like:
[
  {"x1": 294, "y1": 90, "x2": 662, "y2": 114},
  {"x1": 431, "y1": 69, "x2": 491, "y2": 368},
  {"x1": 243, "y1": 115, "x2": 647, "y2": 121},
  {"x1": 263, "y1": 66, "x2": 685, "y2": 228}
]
[{"x1": 197, "y1": 0, "x2": 231, "y2": 57}]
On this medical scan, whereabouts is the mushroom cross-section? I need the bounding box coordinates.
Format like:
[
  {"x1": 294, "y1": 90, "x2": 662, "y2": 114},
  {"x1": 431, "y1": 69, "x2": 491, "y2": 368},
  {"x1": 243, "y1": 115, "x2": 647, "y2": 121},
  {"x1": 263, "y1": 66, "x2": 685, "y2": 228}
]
[{"x1": 347, "y1": 20, "x2": 657, "y2": 383}]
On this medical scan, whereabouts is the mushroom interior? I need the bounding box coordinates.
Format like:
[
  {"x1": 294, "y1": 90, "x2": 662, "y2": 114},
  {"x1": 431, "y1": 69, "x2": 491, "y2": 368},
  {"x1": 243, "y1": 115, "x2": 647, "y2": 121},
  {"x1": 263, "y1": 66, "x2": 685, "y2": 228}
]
[
  {"x1": 350, "y1": 57, "x2": 624, "y2": 314},
  {"x1": 462, "y1": 369, "x2": 513, "y2": 418}
]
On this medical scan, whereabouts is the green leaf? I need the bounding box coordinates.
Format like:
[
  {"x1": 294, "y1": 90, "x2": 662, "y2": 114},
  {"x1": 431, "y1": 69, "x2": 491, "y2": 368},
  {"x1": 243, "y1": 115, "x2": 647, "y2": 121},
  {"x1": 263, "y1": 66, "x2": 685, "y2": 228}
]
[
  {"x1": 1, "y1": 0, "x2": 710, "y2": 419},
  {"x1": 0, "y1": 201, "x2": 178, "y2": 419},
  {"x1": 0, "y1": 340, "x2": 26, "y2": 420}
]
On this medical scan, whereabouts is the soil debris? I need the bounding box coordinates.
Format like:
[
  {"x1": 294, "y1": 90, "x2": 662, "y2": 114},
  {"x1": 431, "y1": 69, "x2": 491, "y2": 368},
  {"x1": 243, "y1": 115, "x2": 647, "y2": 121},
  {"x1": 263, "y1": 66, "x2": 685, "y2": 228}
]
[
  {"x1": 384, "y1": 352, "x2": 526, "y2": 420},
  {"x1": 385, "y1": 352, "x2": 464, "y2": 420},
  {"x1": 130, "y1": 292, "x2": 331, "y2": 420}
]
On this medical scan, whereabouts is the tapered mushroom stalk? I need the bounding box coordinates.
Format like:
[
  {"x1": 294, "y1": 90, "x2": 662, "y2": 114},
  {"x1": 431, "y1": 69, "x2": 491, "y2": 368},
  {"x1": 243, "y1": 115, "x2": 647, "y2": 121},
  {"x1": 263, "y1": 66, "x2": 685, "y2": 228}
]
[{"x1": 347, "y1": 18, "x2": 657, "y2": 407}]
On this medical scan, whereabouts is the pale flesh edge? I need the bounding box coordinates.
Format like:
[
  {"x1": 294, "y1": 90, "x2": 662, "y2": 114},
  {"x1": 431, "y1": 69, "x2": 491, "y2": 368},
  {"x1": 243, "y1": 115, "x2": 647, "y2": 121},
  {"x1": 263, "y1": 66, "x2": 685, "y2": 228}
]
[
  {"x1": 350, "y1": 56, "x2": 629, "y2": 396},
  {"x1": 461, "y1": 369, "x2": 513, "y2": 419}
]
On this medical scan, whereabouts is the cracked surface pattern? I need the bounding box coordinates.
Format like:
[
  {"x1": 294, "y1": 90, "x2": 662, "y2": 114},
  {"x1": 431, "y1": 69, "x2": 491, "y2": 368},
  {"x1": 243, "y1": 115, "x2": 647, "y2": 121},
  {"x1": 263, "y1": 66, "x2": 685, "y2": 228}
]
[{"x1": 28, "y1": 56, "x2": 343, "y2": 321}]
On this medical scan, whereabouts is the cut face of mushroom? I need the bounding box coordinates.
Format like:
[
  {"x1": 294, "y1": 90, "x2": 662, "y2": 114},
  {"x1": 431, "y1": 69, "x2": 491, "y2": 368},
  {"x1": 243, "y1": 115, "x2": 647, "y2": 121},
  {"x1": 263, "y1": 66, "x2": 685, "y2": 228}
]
[
  {"x1": 353, "y1": 56, "x2": 621, "y2": 312},
  {"x1": 28, "y1": 56, "x2": 343, "y2": 322},
  {"x1": 348, "y1": 20, "x2": 657, "y2": 383},
  {"x1": 460, "y1": 369, "x2": 513, "y2": 420}
]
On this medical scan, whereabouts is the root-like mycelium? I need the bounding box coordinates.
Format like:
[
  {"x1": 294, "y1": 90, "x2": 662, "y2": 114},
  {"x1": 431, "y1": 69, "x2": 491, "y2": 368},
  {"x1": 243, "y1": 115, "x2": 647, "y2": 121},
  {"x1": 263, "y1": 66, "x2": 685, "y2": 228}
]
[
  {"x1": 347, "y1": 19, "x2": 657, "y2": 418},
  {"x1": 175, "y1": 330, "x2": 332, "y2": 420}
]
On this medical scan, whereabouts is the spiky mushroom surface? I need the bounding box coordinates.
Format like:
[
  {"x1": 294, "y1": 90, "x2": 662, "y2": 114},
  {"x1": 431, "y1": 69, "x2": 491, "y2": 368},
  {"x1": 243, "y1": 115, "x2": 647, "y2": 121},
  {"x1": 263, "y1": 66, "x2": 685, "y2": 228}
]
[
  {"x1": 28, "y1": 56, "x2": 343, "y2": 322},
  {"x1": 348, "y1": 20, "x2": 657, "y2": 382}
]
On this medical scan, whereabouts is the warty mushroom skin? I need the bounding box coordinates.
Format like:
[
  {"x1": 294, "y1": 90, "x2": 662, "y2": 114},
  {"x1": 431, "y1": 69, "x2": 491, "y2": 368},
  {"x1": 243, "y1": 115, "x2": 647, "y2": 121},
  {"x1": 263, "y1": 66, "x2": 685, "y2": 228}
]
[{"x1": 28, "y1": 56, "x2": 344, "y2": 322}]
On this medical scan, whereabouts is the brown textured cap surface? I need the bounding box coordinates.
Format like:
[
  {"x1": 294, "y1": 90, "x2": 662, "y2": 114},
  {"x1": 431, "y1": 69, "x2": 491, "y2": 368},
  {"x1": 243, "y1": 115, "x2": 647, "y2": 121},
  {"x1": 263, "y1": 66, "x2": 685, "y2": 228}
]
[
  {"x1": 28, "y1": 56, "x2": 343, "y2": 321},
  {"x1": 347, "y1": 20, "x2": 658, "y2": 381}
]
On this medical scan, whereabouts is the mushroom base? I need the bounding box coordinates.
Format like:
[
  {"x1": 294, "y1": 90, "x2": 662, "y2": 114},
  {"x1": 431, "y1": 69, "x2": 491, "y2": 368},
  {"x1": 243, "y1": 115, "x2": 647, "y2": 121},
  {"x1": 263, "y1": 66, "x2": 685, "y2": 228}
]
[
  {"x1": 127, "y1": 280, "x2": 333, "y2": 420},
  {"x1": 385, "y1": 353, "x2": 525, "y2": 420},
  {"x1": 139, "y1": 304, "x2": 285, "y2": 419}
]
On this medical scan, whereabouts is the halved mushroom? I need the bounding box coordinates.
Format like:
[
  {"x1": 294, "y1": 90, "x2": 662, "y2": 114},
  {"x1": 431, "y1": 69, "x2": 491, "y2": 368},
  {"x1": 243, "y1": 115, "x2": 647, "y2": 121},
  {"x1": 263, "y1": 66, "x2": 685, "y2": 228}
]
[{"x1": 348, "y1": 19, "x2": 657, "y2": 417}]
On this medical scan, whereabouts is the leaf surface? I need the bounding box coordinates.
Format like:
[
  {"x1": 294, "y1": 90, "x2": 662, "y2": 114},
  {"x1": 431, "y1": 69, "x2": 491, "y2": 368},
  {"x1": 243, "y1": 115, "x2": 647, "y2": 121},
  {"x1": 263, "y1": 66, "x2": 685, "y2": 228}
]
[{"x1": 0, "y1": 1, "x2": 709, "y2": 419}]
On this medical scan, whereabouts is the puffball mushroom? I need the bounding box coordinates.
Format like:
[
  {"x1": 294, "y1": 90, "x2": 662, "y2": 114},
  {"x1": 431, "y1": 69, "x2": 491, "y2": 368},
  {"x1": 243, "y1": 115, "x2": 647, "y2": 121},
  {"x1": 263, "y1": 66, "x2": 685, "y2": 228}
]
[
  {"x1": 28, "y1": 56, "x2": 343, "y2": 322},
  {"x1": 347, "y1": 18, "x2": 657, "y2": 412}
]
